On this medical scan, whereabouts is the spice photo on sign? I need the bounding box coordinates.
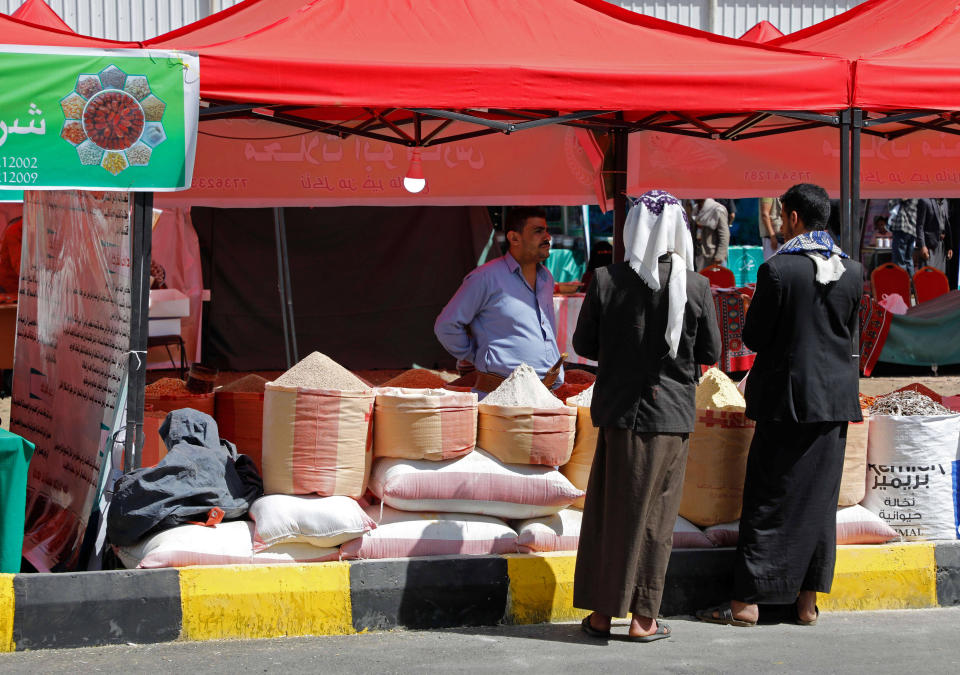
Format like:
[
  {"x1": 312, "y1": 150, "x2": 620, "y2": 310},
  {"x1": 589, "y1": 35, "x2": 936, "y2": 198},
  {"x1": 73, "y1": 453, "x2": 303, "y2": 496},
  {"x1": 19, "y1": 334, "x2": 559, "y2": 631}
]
[{"x1": 59, "y1": 64, "x2": 165, "y2": 175}]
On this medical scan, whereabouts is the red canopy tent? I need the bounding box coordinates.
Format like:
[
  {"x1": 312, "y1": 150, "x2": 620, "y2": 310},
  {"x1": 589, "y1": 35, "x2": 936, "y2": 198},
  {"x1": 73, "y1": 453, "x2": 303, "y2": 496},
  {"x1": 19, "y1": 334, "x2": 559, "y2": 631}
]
[
  {"x1": 739, "y1": 20, "x2": 783, "y2": 43},
  {"x1": 9, "y1": 0, "x2": 73, "y2": 32}
]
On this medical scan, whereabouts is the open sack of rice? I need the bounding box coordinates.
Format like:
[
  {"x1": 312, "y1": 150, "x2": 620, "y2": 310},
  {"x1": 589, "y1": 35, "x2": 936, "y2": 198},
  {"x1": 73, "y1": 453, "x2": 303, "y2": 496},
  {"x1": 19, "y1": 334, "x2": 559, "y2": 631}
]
[
  {"x1": 679, "y1": 368, "x2": 753, "y2": 527},
  {"x1": 562, "y1": 385, "x2": 596, "y2": 509},
  {"x1": 477, "y1": 364, "x2": 576, "y2": 466},
  {"x1": 373, "y1": 387, "x2": 477, "y2": 461},
  {"x1": 369, "y1": 448, "x2": 584, "y2": 520},
  {"x1": 862, "y1": 390, "x2": 960, "y2": 541},
  {"x1": 261, "y1": 352, "x2": 375, "y2": 498},
  {"x1": 145, "y1": 377, "x2": 215, "y2": 416}
]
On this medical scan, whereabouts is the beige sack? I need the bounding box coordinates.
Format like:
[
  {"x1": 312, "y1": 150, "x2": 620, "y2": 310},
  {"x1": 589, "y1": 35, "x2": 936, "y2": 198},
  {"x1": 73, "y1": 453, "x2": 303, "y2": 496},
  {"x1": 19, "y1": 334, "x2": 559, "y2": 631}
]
[
  {"x1": 261, "y1": 383, "x2": 375, "y2": 497},
  {"x1": 477, "y1": 403, "x2": 576, "y2": 466},
  {"x1": 838, "y1": 413, "x2": 869, "y2": 507},
  {"x1": 560, "y1": 404, "x2": 598, "y2": 509},
  {"x1": 373, "y1": 387, "x2": 478, "y2": 461},
  {"x1": 679, "y1": 409, "x2": 755, "y2": 527}
]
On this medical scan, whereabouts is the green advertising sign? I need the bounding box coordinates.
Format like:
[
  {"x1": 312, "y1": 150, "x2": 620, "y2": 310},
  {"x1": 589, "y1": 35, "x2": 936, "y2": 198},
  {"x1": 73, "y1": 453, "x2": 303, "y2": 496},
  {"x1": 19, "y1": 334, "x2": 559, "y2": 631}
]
[
  {"x1": 0, "y1": 46, "x2": 199, "y2": 191},
  {"x1": 0, "y1": 189, "x2": 23, "y2": 202}
]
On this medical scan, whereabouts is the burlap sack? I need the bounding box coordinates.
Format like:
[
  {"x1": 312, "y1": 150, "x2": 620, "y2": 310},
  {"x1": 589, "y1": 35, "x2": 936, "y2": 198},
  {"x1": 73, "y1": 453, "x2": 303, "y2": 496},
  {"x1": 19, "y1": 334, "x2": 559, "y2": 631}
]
[
  {"x1": 373, "y1": 387, "x2": 477, "y2": 461},
  {"x1": 560, "y1": 403, "x2": 598, "y2": 509},
  {"x1": 215, "y1": 391, "x2": 265, "y2": 472},
  {"x1": 838, "y1": 413, "x2": 868, "y2": 507},
  {"x1": 679, "y1": 409, "x2": 755, "y2": 527},
  {"x1": 261, "y1": 383, "x2": 375, "y2": 497},
  {"x1": 477, "y1": 403, "x2": 576, "y2": 466}
]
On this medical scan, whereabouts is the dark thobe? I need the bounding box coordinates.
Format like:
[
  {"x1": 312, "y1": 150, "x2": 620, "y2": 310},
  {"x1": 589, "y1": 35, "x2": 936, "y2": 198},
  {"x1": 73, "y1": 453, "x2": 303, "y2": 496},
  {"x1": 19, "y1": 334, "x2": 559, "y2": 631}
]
[
  {"x1": 916, "y1": 198, "x2": 952, "y2": 275},
  {"x1": 735, "y1": 252, "x2": 863, "y2": 604},
  {"x1": 571, "y1": 258, "x2": 720, "y2": 618}
]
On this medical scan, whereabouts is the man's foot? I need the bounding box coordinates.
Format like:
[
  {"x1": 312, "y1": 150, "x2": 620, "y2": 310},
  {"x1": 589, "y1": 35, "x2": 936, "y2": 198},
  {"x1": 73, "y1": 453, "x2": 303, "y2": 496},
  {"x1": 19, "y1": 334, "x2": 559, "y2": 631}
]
[
  {"x1": 695, "y1": 600, "x2": 759, "y2": 627},
  {"x1": 581, "y1": 612, "x2": 611, "y2": 638},
  {"x1": 629, "y1": 614, "x2": 668, "y2": 638},
  {"x1": 796, "y1": 591, "x2": 819, "y2": 625}
]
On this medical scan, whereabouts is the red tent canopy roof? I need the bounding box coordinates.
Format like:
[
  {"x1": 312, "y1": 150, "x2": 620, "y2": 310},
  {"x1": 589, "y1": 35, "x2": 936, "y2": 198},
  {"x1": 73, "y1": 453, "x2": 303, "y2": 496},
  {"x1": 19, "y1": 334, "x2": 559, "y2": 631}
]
[
  {"x1": 10, "y1": 0, "x2": 73, "y2": 32},
  {"x1": 770, "y1": 0, "x2": 957, "y2": 58},
  {"x1": 739, "y1": 20, "x2": 783, "y2": 43},
  {"x1": 0, "y1": 10, "x2": 131, "y2": 46},
  {"x1": 146, "y1": 0, "x2": 849, "y2": 113}
]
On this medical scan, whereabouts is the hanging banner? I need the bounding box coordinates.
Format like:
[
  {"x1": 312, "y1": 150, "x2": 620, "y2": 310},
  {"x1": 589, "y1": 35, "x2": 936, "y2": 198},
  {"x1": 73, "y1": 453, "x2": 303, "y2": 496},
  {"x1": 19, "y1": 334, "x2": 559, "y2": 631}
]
[
  {"x1": 155, "y1": 119, "x2": 605, "y2": 208},
  {"x1": 0, "y1": 45, "x2": 199, "y2": 191},
  {"x1": 629, "y1": 126, "x2": 960, "y2": 198},
  {"x1": 11, "y1": 190, "x2": 131, "y2": 572},
  {"x1": 0, "y1": 189, "x2": 23, "y2": 202}
]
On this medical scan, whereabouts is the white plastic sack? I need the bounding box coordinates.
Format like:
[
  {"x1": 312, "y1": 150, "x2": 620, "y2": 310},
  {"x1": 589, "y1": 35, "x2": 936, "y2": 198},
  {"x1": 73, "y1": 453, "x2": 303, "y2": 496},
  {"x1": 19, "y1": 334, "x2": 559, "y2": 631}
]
[
  {"x1": 836, "y1": 505, "x2": 899, "y2": 545},
  {"x1": 115, "y1": 521, "x2": 340, "y2": 569},
  {"x1": 862, "y1": 413, "x2": 960, "y2": 541},
  {"x1": 369, "y1": 448, "x2": 584, "y2": 519},
  {"x1": 516, "y1": 508, "x2": 583, "y2": 553},
  {"x1": 673, "y1": 516, "x2": 713, "y2": 549},
  {"x1": 249, "y1": 494, "x2": 376, "y2": 551},
  {"x1": 340, "y1": 505, "x2": 518, "y2": 559}
]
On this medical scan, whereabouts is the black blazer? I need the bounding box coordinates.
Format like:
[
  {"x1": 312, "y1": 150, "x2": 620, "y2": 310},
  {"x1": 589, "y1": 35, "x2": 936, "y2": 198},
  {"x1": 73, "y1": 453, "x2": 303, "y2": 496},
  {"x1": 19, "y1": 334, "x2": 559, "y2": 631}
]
[
  {"x1": 743, "y1": 253, "x2": 863, "y2": 424},
  {"x1": 573, "y1": 259, "x2": 721, "y2": 434}
]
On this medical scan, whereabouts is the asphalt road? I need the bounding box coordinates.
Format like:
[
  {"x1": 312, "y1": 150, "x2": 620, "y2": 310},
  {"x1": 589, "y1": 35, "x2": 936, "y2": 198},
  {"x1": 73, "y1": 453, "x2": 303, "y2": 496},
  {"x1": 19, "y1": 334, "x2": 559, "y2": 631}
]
[{"x1": 3, "y1": 607, "x2": 959, "y2": 674}]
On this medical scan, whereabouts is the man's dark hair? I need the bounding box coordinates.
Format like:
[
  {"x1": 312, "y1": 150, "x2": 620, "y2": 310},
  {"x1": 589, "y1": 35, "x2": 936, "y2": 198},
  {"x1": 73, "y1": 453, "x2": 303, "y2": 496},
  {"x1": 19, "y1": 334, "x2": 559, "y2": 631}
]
[
  {"x1": 505, "y1": 207, "x2": 547, "y2": 236},
  {"x1": 780, "y1": 184, "x2": 831, "y2": 231}
]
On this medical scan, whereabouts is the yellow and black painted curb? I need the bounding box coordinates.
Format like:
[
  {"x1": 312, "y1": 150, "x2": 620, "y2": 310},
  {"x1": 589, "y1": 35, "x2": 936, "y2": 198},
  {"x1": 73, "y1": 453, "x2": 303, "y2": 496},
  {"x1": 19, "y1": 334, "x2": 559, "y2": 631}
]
[{"x1": 1, "y1": 542, "x2": 958, "y2": 651}]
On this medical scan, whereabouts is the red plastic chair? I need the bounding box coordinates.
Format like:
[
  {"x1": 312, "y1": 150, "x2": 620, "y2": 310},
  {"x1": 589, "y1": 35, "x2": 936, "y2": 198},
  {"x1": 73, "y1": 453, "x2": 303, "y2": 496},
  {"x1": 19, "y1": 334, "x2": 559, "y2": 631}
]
[
  {"x1": 699, "y1": 264, "x2": 736, "y2": 288},
  {"x1": 870, "y1": 262, "x2": 912, "y2": 305},
  {"x1": 912, "y1": 266, "x2": 949, "y2": 304}
]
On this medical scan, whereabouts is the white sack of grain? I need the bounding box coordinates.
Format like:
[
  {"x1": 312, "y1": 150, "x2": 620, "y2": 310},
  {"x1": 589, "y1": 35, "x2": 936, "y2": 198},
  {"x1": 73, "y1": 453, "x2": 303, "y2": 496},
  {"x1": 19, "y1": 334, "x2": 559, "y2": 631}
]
[
  {"x1": 340, "y1": 505, "x2": 518, "y2": 559},
  {"x1": 673, "y1": 516, "x2": 713, "y2": 549},
  {"x1": 369, "y1": 448, "x2": 583, "y2": 520},
  {"x1": 248, "y1": 494, "x2": 376, "y2": 551},
  {"x1": 261, "y1": 352, "x2": 375, "y2": 497},
  {"x1": 862, "y1": 412, "x2": 960, "y2": 540},
  {"x1": 116, "y1": 521, "x2": 339, "y2": 569},
  {"x1": 562, "y1": 387, "x2": 598, "y2": 509},
  {"x1": 516, "y1": 508, "x2": 583, "y2": 553},
  {"x1": 836, "y1": 504, "x2": 899, "y2": 545}
]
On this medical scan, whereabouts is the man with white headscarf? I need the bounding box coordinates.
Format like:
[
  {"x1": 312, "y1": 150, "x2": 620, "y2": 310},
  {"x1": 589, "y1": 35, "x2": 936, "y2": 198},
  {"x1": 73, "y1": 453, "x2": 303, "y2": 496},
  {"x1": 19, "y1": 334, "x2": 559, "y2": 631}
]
[
  {"x1": 697, "y1": 183, "x2": 862, "y2": 628},
  {"x1": 573, "y1": 190, "x2": 720, "y2": 642}
]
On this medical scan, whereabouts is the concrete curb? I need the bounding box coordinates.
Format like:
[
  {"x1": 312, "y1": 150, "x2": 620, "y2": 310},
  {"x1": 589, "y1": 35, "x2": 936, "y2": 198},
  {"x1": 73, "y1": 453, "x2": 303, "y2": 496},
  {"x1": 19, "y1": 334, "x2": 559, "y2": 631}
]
[{"x1": 0, "y1": 541, "x2": 957, "y2": 651}]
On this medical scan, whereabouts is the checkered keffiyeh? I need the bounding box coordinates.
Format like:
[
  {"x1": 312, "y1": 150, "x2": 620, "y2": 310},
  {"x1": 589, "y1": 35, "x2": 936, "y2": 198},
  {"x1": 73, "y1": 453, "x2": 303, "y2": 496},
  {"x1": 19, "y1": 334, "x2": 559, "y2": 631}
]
[{"x1": 776, "y1": 231, "x2": 849, "y2": 284}]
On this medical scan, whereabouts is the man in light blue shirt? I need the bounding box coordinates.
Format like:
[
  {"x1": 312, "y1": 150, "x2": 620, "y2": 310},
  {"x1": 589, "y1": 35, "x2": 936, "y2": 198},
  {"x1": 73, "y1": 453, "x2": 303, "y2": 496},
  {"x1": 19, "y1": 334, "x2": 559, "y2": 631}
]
[{"x1": 435, "y1": 207, "x2": 564, "y2": 391}]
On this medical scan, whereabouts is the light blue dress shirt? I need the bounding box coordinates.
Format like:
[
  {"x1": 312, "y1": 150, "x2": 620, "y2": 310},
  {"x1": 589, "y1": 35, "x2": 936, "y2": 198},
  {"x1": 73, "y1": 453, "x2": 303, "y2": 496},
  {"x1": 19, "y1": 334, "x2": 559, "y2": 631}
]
[{"x1": 435, "y1": 252, "x2": 563, "y2": 386}]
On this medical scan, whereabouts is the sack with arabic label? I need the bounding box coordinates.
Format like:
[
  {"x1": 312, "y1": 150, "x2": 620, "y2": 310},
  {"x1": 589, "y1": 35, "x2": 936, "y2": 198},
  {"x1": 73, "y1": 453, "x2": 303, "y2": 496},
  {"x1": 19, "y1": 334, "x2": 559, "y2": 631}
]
[{"x1": 861, "y1": 413, "x2": 960, "y2": 541}]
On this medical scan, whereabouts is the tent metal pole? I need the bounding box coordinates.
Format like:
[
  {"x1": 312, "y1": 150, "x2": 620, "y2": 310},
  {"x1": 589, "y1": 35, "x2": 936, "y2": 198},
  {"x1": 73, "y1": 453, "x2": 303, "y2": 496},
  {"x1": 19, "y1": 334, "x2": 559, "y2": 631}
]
[
  {"x1": 124, "y1": 191, "x2": 153, "y2": 473},
  {"x1": 851, "y1": 108, "x2": 863, "y2": 262},
  {"x1": 273, "y1": 207, "x2": 293, "y2": 369},
  {"x1": 278, "y1": 207, "x2": 298, "y2": 363},
  {"x1": 840, "y1": 109, "x2": 851, "y2": 254},
  {"x1": 612, "y1": 128, "x2": 628, "y2": 263}
]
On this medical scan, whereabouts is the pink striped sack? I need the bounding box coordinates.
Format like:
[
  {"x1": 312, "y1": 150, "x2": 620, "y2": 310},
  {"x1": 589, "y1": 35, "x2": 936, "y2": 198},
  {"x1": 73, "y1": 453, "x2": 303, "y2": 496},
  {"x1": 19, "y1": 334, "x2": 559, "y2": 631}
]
[
  {"x1": 516, "y1": 508, "x2": 582, "y2": 553},
  {"x1": 561, "y1": 400, "x2": 598, "y2": 509},
  {"x1": 673, "y1": 516, "x2": 714, "y2": 549},
  {"x1": 341, "y1": 505, "x2": 518, "y2": 559},
  {"x1": 373, "y1": 387, "x2": 477, "y2": 461},
  {"x1": 261, "y1": 383, "x2": 375, "y2": 497},
  {"x1": 477, "y1": 403, "x2": 576, "y2": 466},
  {"x1": 116, "y1": 521, "x2": 340, "y2": 569},
  {"x1": 369, "y1": 448, "x2": 584, "y2": 519}
]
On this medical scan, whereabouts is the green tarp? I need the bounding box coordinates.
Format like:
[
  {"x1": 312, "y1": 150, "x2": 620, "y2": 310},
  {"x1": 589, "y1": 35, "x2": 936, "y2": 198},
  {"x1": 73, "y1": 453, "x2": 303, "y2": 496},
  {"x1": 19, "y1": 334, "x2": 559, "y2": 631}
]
[
  {"x1": 0, "y1": 429, "x2": 34, "y2": 572},
  {"x1": 880, "y1": 290, "x2": 960, "y2": 366}
]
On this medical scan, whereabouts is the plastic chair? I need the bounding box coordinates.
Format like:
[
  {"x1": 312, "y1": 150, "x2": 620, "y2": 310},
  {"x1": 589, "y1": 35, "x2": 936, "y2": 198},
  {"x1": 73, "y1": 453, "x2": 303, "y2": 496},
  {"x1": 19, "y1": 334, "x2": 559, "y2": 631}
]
[
  {"x1": 870, "y1": 262, "x2": 912, "y2": 305},
  {"x1": 699, "y1": 264, "x2": 736, "y2": 288},
  {"x1": 912, "y1": 266, "x2": 950, "y2": 304}
]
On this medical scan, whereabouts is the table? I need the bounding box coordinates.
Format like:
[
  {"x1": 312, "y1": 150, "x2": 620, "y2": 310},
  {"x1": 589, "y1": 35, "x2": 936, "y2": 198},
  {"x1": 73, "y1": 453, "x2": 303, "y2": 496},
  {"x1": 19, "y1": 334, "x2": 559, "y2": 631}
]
[{"x1": 552, "y1": 293, "x2": 596, "y2": 366}]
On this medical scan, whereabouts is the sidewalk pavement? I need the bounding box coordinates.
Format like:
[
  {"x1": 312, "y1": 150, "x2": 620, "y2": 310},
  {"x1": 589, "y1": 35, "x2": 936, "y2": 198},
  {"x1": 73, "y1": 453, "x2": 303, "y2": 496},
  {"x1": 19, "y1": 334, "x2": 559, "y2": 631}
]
[{"x1": 2, "y1": 541, "x2": 959, "y2": 651}]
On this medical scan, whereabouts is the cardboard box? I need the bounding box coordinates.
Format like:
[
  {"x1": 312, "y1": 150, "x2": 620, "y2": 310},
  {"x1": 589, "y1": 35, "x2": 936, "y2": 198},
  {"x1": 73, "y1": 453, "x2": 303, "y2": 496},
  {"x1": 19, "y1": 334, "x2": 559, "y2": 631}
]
[{"x1": 149, "y1": 289, "x2": 189, "y2": 318}]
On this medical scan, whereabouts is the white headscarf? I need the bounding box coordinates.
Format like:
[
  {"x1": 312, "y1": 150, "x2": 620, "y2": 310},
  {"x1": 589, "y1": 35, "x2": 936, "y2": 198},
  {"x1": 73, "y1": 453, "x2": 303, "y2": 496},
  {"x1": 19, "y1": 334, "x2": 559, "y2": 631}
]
[{"x1": 623, "y1": 190, "x2": 696, "y2": 359}]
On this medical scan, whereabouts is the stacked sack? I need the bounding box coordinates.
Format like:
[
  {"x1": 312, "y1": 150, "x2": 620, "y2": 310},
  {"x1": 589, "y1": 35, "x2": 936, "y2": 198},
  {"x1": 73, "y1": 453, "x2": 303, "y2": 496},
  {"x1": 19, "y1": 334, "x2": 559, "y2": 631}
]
[
  {"x1": 862, "y1": 389, "x2": 960, "y2": 541},
  {"x1": 679, "y1": 368, "x2": 754, "y2": 528},
  {"x1": 214, "y1": 374, "x2": 268, "y2": 473},
  {"x1": 562, "y1": 384, "x2": 596, "y2": 509},
  {"x1": 350, "y1": 364, "x2": 584, "y2": 559}
]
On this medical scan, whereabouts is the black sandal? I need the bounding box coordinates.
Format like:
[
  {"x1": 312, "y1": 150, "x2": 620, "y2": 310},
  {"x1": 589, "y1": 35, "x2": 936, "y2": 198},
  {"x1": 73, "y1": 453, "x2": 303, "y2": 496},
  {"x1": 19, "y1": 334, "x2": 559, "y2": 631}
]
[{"x1": 581, "y1": 614, "x2": 611, "y2": 638}]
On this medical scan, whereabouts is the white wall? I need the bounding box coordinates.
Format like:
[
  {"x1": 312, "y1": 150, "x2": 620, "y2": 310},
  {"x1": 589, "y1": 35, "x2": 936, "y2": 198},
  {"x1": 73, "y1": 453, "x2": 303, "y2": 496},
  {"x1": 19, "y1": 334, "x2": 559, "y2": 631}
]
[{"x1": 0, "y1": 0, "x2": 865, "y2": 41}]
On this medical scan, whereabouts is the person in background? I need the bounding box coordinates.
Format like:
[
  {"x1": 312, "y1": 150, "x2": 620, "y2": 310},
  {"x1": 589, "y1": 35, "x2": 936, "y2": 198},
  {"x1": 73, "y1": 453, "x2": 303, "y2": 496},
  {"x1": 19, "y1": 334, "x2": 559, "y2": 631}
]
[
  {"x1": 947, "y1": 199, "x2": 960, "y2": 289},
  {"x1": 697, "y1": 184, "x2": 862, "y2": 628},
  {"x1": 574, "y1": 190, "x2": 720, "y2": 642},
  {"x1": 887, "y1": 198, "x2": 919, "y2": 278},
  {"x1": 694, "y1": 198, "x2": 729, "y2": 270},
  {"x1": 717, "y1": 198, "x2": 737, "y2": 231},
  {"x1": 758, "y1": 197, "x2": 783, "y2": 261},
  {"x1": 0, "y1": 216, "x2": 23, "y2": 294},
  {"x1": 434, "y1": 206, "x2": 564, "y2": 394},
  {"x1": 580, "y1": 240, "x2": 613, "y2": 290},
  {"x1": 915, "y1": 198, "x2": 953, "y2": 275}
]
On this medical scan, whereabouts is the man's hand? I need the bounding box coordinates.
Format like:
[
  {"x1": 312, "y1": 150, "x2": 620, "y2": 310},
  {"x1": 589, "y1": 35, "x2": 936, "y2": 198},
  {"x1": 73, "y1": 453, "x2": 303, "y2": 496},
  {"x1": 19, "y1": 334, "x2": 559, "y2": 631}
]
[
  {"x1": 921, "y1": 245, "x2": 931, "y2": 260},
  {"x1": 949, "y1": 250, "x2": 955, "y2": 260}
]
